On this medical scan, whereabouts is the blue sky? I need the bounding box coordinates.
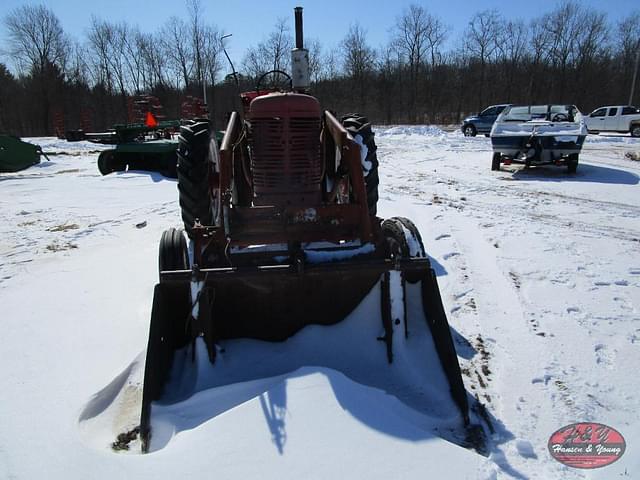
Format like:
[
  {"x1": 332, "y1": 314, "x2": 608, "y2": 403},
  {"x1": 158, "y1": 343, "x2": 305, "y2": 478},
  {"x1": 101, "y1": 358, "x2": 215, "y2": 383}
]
[{"x1": 1, "y1": 0, "x2": 638, "y2": 63}]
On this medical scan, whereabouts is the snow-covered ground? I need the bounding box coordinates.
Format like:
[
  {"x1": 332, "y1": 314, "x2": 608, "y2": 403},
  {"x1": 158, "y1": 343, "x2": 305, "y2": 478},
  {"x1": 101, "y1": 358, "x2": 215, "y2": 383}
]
[{"x1": 1, "y1": 131, "x2": 639, "y2": 479}]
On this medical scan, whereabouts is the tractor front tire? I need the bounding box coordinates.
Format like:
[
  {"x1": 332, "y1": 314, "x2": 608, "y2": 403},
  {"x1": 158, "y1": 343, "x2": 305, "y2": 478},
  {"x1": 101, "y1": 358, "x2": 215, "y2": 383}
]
[
  {"x1": 158, "y1": 227, "x2": 191, "y2": 348},
  {"x1": 381, "y1": 216, "x2": 427, "y2": 284},
  {"x1": 159, "y1": 228, "x2": 189, "y2": 278},
  {"x1": 341, "y1": 114, "x2": 380, "y2": 216},
  {"x1": 177, "y1": 121, "x2": 214, "y2": 238}
]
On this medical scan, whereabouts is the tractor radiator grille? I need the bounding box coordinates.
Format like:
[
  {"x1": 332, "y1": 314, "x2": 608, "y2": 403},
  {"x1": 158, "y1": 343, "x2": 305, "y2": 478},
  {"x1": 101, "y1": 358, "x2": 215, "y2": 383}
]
[{"x1": 251, "y1": 116, "x2": 322, "y2": 204}]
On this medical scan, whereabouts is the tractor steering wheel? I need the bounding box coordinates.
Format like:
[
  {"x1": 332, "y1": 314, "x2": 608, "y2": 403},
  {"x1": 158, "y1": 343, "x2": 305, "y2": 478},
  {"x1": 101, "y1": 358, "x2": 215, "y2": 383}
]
[
  {"x1": 256, "y1": 70, "x2": 293, "y2": 93},
  {"x1": 551, "y1": 113, "x2": 569, "y2": 122}
]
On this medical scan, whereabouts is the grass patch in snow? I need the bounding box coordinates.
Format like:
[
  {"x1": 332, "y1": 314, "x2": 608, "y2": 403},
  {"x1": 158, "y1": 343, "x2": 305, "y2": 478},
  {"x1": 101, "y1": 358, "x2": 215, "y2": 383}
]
[
  {"x1": 46, "y1": 241, "x2": 78, "y2": 252},
  {"x1": 47, "y1": 223, "x2": 79, "y2": 232},
  {"x1": 17, "y1": 220, "x2": 38, "y2": 227}
]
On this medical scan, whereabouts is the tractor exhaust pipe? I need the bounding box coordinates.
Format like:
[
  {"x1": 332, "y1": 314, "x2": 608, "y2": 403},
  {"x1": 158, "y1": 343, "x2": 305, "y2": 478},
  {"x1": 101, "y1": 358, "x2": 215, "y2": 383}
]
[
  {"x1": 294, "y1": 6, "x2": 304, "y2": 49},
  {"x1": 291, "y1": 6, "x2": 310, "y2": 92}
]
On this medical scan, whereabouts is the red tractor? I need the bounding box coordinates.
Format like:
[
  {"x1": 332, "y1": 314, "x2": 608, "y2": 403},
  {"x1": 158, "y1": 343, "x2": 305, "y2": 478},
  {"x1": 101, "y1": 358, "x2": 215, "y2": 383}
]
[{"x1": 139, "y1": 7, "x2": 487, "y2": 454}]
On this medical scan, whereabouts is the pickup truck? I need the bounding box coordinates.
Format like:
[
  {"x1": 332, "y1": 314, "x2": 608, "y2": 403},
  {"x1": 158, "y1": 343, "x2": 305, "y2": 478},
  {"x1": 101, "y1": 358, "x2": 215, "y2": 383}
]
[{"x1": 584, "y1": 105, "x2": 640, "y2": 137}]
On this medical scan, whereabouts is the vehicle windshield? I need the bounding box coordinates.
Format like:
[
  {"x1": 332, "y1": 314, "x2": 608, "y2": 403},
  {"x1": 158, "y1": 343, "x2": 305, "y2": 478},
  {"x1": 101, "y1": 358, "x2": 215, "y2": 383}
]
[{"x1": 500, "y1": 105, "x2": 578, "y2": 122}]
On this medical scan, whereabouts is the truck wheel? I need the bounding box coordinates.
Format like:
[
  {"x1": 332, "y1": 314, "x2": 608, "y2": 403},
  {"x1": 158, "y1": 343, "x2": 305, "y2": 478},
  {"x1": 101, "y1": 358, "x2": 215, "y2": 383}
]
[
  {"x1": 631, "y1": 125, "x2": 640, "y2": 138},
  {"x1": 567, "y1": 154, "x2": 578, "y2": 174},
  {"x1": 341, "y1": 114, "x2": 379, "y2": 216},
  {"x1": 177, "y1": 120, "x2": 215, "y2": 238},
  {"x1": 491, "y1": 152, "x2": 501, "y2": 171},
  {"x1": 463, "y1": 125, "x2": 476, "y2": 137}
]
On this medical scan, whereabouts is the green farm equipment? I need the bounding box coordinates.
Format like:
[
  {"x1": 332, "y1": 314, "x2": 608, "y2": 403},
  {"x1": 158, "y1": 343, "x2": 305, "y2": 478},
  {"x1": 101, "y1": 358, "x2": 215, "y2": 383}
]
[
  {"x1": 0, "y1": 135, "x2": 42, "y2": 173},
  {"x1": 96, "y1": 121, "x2": 181, "y2": 178}
]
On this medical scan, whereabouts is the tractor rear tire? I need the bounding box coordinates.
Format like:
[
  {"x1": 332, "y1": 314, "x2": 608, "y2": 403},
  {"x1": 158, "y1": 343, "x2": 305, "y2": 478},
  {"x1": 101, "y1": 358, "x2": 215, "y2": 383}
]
[
  {"x1": 341, "y1": 114, "x2": 379, "y2": 216},
  {"x1": 381, "y1": 217, "x2": 427, "y2": 284},
  {"x1": 177, "y1": 120, "x2": 214, "y2": 238}
]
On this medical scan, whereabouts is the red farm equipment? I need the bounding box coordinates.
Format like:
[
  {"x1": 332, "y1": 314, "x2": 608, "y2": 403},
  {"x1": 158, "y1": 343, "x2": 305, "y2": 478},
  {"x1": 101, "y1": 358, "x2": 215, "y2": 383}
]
[{"x1": 138, "y1": 7, "x2": 488, "y2": 454}]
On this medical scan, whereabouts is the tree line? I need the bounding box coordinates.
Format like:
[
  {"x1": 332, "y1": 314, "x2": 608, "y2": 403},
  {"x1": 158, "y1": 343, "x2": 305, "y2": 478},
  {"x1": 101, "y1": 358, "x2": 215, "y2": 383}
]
[{"x1": 1, "y1": 1, "x2": 639, "y2": 136}]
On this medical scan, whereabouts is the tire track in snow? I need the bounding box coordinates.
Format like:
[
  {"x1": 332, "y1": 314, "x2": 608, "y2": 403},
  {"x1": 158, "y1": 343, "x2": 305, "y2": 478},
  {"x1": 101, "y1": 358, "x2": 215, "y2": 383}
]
[{"x1": 433, "y1": 212, "x2": 585, "y2": 480}]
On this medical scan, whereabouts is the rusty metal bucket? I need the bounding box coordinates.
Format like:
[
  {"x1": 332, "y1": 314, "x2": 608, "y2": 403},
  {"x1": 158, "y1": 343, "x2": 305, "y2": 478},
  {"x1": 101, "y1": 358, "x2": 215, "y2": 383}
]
[{"x1": 139, "y1": 253, "x2": 480, "y2": 453}]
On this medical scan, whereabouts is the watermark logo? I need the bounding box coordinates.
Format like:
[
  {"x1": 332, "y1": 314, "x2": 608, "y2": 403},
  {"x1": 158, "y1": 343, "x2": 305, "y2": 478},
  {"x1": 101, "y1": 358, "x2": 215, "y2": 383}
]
[{"x1": 548, "y1": 422, "x2": 625, "y2": 469}]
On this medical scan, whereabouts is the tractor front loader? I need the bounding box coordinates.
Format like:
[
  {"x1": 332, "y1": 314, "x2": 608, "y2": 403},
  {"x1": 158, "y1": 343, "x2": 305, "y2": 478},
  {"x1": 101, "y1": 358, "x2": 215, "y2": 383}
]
[{"x1": 138, "y1": 7, "x2": 488, "y2": 454}]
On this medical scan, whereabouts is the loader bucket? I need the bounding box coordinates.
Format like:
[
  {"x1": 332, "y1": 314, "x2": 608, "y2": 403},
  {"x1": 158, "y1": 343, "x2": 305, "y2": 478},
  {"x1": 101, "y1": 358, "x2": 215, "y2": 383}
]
[{"x1": 139, "y1": 256, "x2": 480, "y2": 453}]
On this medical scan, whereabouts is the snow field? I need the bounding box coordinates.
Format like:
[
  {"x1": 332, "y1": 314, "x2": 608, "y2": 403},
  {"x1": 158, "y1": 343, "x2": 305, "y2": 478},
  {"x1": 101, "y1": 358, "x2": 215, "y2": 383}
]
[{"x1": 1, "y1": 130, "x2": 639, "y2": 479}]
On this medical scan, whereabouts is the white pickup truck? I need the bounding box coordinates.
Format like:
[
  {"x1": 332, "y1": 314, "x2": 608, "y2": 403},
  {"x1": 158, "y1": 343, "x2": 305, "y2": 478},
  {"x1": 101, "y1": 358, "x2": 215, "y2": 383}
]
[{"x1": 584, "y1": 105, "x2": 640, "y2": 137}]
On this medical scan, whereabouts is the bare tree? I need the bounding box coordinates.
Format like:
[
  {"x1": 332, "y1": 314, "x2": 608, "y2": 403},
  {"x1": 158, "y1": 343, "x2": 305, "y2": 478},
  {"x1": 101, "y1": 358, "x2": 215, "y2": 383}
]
[
  {"x1": 4, "y1": 5, "x2": 70, "y2": 132},
  {"x1": 121, "y1": 24, "x2": 145, "y2": 93},
  {"x1": 574, "y1": 10, "x2": 609, "y2": 71},
  {"x1": 526, "y1": 17, "x2": 552, "y2": 102},
  {"x1": 392, "y1": 5, "x2": 429, "y2": 121},
  {"x1": 201, "y1": 25, "x2": 223, "y2": 86},
  {"x1": 618, "y1": 11, "x2": 640, "y2": 62},
  {"x1": 542, "y1": 1, "x2": 585, "y2": 100},
  {"x1": 187, "y1": 0, "x2": 205, "y2": 87},
  {"x1": 307, "y1": 38, "x2": 322, "y2": 84},
  {"x1": 320, "y1": 46, "x2": 340, "y2": 81},
  {"x1": 242, "y1": 46, "x2": 267, "y2": 79},
  {"x1": 87, "y1": 19, "x2": 130, "y2": 121},
  {"x1": 465, "y1": 10, "x2": 502, "y2": 108},
  {"x1": 342, "y1": 23, "x2": 376, "y2": 108},
  {"x1": 497, "y1": 20, "x2": 528, "y2": 99},
  {"x1": 66, "y1": 40, "x2": 90, "y2": 86},
  {"x1": 4, "y1": 5, "x2": 69, "y2": 74},
  {"x1": 617, "y1": 11, "x2": 640, "y2": 104},
  {"x1": 425, "y1": 15, "x2": 448, "y2": 67},
  {"x1": 377, "y1": 44, "x2": 402, "y2": 122},
  {"x1": 87, "y1": 16, "x2": 114, "y2": 91},
  {"x1": 243, "y1": 18, "x2": 292, "y2": 78},
  {"x1": 137, "y1": 32, "x2": 167, "y2": 91},
  {"x1": 265, "y1": 18, "x2": 293, "y2": 72},
  {"x1": 200, "y1": 24, "x2": 223, "y2": 115},
  {"x1": 107, "y1": 23, "x2": 129, "y2": 111},
  {"x1": 0, "y1": 64, "x2": 18, "y2": 132},
  {"x1": 161, "y1": 17, "x2": 193, "y2": 89}
]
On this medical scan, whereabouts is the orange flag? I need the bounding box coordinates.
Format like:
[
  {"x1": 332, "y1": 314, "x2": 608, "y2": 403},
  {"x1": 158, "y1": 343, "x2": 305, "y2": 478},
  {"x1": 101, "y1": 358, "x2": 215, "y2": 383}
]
[{"x1": 145, "y1": 111, "x2": 158, "y2": 128}]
